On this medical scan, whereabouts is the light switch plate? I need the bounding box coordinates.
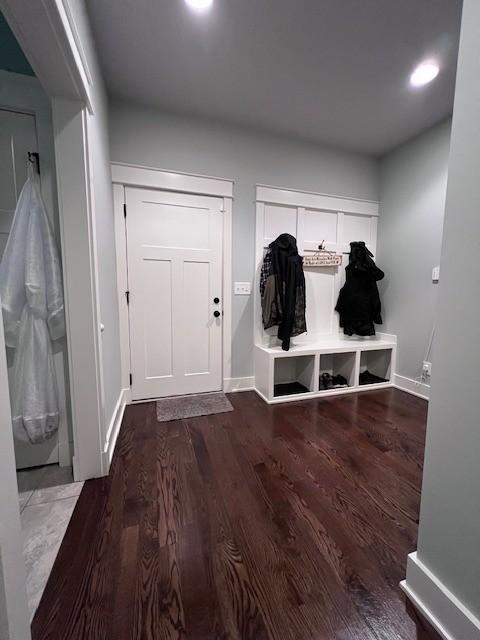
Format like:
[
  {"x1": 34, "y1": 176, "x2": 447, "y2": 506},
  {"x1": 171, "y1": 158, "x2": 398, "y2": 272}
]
[
  {"x1": 432, "y1": 266, "x2": 440, "y2": 282},
  {"x1": 234, "y1": 281, "x2": 251, "y2": 295}
]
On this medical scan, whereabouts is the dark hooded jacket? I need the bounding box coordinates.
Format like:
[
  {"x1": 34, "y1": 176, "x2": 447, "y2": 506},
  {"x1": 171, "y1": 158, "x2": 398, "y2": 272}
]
[
  {"x1": 335, "y1": 241, "x2": 384, "y2": 336},
  {"x1": 260, "y1": 233, "x2": 306, "y2": 350}
]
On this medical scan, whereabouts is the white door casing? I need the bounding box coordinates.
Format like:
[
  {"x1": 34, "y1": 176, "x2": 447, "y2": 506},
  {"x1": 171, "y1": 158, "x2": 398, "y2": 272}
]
[{"x1": 126, "y1": 187, "x2": 224, "y2": 400}]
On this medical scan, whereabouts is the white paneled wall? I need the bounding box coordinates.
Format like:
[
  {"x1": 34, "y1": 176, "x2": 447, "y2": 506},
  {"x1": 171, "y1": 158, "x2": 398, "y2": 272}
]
[
  {"x1": 343, "y1": 212, "x2": 378, "y2": 254},
  {"x1": 255, "y1": 185, "x2": 379, "y2": 348},
  {"x1": 263, "y1": 204, "x2": 296, "y2": 247}
]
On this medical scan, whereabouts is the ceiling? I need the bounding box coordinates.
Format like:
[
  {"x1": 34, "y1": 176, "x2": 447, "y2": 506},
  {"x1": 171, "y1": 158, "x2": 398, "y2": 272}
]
[{"x1": 86, "y1": 0, "x2": 462, "y2": 156}]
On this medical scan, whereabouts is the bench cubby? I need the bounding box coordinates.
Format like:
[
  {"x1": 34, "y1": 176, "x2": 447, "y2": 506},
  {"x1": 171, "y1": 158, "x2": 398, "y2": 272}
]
[
  {"x1": 319, "y1": 351, "x2": 356, "y2": 392},
  {"x1": 273, "y1": 355, "x2": 316, "y2": 397},
  {"x1": 359, "y1": 348, "x2": 392, "y2": 386}
]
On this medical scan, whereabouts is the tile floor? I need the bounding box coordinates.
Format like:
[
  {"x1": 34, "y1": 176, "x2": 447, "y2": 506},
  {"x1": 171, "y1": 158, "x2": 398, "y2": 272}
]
[{"x1": 17, "y1": 465, "x2": 84, "y2": 619}]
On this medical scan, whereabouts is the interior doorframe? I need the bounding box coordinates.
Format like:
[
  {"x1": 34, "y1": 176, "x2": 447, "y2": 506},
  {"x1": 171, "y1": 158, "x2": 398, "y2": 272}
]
[
  {"x1": 1, "y1": 0, "x2": 109, "y2": 483},
  {"x1": 0, "y1": 73, "x2": 73, "y2": 469},
  {"x1": 111, "y1": 162, "x2": 234, "y2": 401}
]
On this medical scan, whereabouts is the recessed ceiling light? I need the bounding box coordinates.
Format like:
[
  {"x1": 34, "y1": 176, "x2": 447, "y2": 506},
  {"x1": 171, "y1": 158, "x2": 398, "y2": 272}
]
[
  {"x1": 410, "y1": 61, "x2": 440, "y2": 87},
  {"x1": 184, "y1": 0, "x2": 213, "y2": 12}
]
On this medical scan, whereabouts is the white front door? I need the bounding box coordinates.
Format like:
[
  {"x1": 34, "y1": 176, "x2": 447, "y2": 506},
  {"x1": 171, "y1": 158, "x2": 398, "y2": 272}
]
[{"x1": 126, "y1": 187, "x2": 224, "y2": 400}]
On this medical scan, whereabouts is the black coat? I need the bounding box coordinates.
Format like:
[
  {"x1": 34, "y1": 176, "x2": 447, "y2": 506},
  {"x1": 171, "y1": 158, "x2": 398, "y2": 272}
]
[
  {"x1": 268, "y1": 234, "x2": 306, "y2": 351},
  {"x1": 335, "y1": 242, "x2": 384, "y2": 336}
]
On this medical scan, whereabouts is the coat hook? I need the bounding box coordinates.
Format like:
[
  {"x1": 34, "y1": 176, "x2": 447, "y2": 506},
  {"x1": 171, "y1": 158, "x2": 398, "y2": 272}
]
[{"x1": 28, "y1": 151, "x2": 40, "y2": 175}]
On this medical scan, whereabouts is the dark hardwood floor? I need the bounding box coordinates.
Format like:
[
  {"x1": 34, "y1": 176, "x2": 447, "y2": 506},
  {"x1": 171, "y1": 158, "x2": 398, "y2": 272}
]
[{"x1": 32, "y1": 388, "x2": 435, "y2": 639}]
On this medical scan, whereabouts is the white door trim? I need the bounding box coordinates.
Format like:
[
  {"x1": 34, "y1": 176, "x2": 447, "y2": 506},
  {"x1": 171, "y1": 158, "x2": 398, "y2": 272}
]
[
  {"x1": 112, "y1": 161, "x2": 234, "y2": 199},
  {"x1": 112, "y1": 163, "x2": 233, "y2": 397}
]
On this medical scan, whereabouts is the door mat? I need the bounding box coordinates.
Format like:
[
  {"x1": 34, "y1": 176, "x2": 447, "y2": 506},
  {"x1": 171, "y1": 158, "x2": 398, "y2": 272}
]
[{"x1": 156, "y1": 392, "x2": 233, "y2": 422}]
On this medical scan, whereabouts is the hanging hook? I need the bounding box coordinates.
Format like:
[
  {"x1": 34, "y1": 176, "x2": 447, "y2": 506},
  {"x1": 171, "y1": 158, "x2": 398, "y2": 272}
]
[{"x1": 27, "y1": 152, "x2": 40, "y2": 175}]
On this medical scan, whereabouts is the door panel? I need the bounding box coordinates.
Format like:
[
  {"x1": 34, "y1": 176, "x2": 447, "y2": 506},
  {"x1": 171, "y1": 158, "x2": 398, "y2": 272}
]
[
  {"x1": 126, "y1": 187, "x2": 223, "y2": 400},
  {"x1": 143, "y1": 258, "x2": 173, "y2": 378},
  {"x1": 183, "y1": 260, "x2": 210, "y2": 375}
]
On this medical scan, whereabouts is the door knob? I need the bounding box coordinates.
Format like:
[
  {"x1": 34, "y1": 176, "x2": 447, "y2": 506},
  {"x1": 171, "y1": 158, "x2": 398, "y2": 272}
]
[
  {"x1": 213, "y1": 297, "x2": 220, "y2": 304},
  {"x1": 213, "y1": 310, "x2": 221, "y2": 318}
]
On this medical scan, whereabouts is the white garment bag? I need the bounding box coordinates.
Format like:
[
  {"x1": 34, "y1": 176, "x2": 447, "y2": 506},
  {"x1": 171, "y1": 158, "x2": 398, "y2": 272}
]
[{"x1": 0, "y1": 176, "x2": 65, "y2": 443}]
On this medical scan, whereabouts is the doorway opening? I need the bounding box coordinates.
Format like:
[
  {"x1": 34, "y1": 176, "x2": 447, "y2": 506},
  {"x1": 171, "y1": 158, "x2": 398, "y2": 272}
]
[{"x1": 0, "y1": 14, "x2": 81, "y2": 620}]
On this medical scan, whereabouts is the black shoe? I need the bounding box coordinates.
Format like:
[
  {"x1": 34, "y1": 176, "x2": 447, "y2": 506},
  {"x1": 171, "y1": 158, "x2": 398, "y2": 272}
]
[
  {"x1": 320, "y1": 372, "x2": 332, "y2": 390},
  {"x1": 332, "y1": 374, "x2": 349, "y2": 388},
  {"x1": 359, "y1": 370, "x2": 387, "y2": 385}
]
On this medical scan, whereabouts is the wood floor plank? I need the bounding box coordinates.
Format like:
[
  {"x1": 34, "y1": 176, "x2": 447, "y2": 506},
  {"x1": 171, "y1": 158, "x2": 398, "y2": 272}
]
[
  {"x1": 111, "y1": 525, "x2": 140, "y2": 639},
  {"x1": 32, "y1": 389, "x2": 440, "y2": 640}
]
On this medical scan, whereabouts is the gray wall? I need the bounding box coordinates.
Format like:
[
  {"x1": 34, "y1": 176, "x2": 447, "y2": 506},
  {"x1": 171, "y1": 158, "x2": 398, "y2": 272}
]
[
  {"x1": 68, "y1": 1, "x2": 121, "y2": 434},
  {"x1": 410, "y1": 0, "x2": 480, "y2": 624},
  {"x1": 377, "y1": 119, "x2": 451, "y2": 382},
  {"x1": 109, "y1": 102, "x2": 379, "y2": 378}
]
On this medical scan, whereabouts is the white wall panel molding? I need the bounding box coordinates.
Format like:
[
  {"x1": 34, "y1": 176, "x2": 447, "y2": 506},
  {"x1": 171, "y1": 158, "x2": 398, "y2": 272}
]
[
  {"x1": 256, "y1": 184, "x2": 379, "y2": 216},
  {"x1": 254, "y1": 185, "x2": 380, "y2": 347}
]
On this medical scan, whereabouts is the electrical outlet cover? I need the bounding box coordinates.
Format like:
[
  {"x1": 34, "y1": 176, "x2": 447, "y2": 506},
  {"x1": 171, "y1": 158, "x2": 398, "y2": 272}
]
[
  {"x1": 234, "y1": 282, "x2": 251, "y2": 295},
  {"x1": 422, "y1": 361, "x2": 432, "y2": 376}
]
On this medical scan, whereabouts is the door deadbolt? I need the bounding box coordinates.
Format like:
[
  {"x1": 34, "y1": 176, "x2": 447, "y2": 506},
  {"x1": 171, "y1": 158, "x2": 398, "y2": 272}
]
[{"x1": 213, "y1": 297, "x2": 220, "y2": 304}]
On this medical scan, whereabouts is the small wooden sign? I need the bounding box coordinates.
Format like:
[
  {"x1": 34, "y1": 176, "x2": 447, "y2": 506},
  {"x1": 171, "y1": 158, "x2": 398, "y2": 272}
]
[{"x1": 303, "y1": 252, "x2": 342, "y2": 267}]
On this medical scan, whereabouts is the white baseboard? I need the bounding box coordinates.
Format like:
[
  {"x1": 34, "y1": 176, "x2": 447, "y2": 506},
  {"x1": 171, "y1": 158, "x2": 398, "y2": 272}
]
[
  {"x1": 401, "y1": 552, "x2": 480, "y2": 640},
  {"x1": 393, "y1": 373, "x2": 430, "y2": 400},
  {"x1": 102, "y1": 388, "x2": 129, "y2": 473},
  {"x1": 223, "y1": 377, "x2": 255, "y2": 393}
]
